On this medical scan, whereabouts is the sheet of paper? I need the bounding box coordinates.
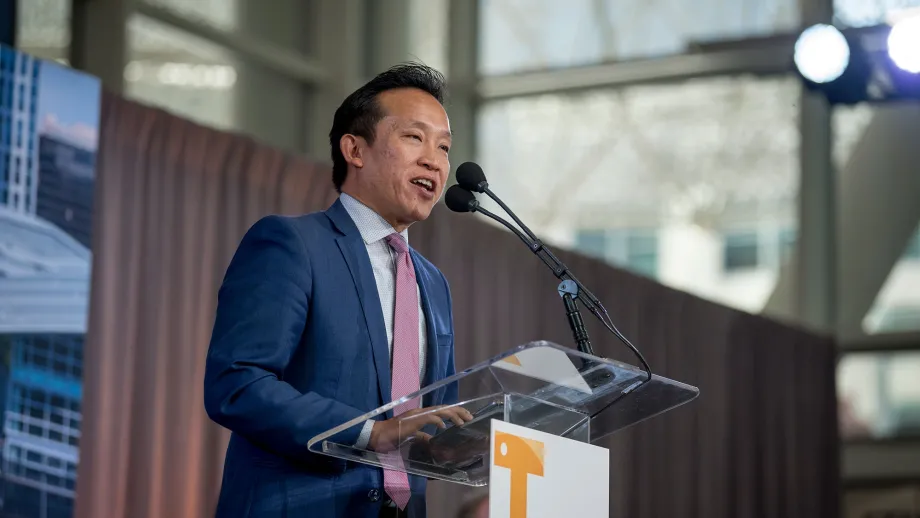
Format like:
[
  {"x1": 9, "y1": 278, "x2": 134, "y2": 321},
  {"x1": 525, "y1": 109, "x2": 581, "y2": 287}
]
[{"x1": 493, "y1": 346, "x2": 593, "y2": 394}]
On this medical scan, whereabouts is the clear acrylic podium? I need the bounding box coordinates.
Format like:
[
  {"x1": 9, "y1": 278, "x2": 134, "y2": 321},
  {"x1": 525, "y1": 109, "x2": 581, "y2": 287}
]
[{"x1": 307, "y1": 341, "x2": 699, "y2": 487}]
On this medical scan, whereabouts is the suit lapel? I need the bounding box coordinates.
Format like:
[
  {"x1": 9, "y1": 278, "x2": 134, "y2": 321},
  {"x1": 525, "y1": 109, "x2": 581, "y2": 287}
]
[{"x1": 327, "y1": 200, "x2": 393, "y2": 418}]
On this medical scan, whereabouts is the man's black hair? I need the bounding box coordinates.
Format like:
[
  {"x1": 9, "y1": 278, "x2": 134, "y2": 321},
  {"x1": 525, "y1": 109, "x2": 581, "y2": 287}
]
[{"x1": 328, "y1": 62, "x2": 447, "y2": 192}]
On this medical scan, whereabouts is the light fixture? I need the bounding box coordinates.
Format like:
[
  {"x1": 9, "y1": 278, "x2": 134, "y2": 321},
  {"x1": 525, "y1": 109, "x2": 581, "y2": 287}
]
[
  {"x1": 794, "y1": 24, "x2": 851, "y2": 84},
  {"x1": 888, "y1": 15, "x2": 920, "y2": 74}
]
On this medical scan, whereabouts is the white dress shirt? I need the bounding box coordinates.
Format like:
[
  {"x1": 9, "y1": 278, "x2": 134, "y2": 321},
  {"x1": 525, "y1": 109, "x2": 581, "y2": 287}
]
[{"x1": 339, "y1": 193, "x2": 428, "y2": 449}]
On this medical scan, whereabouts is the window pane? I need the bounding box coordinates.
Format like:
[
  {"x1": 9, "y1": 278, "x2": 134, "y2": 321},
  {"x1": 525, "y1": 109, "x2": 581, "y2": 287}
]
[
  {"x1": 629, "y1": 256, "x2": 658, "y2": 278},
  {"x1": 477, "y1": 75, "x2": 800, "y2": 313},
  {"x1": 834, "y1": 0, "x2": 920, "y2": 28},
  {"x1": 409, "y1": 0, "x2": 450, "y2": 76},
  {"x1": 126, "y1": 12, "x2": 309, "y2": 152},
  {"x1": 143, "y1": 0, "x2": 237, "y2": 31},
  {"x1": 839, "y1": 351, "x2": 920, "y2": 439},
  {"x1": 834, "y1": 104, "x2": 920, "y2": 335},
  {"x1": 573, "y1": 228, "x2": 659, "y2": 278},
  {"x1": 126, "y1": 14, "x2": 239, "y2": 132},
  {"x1": 833, "y1": 103, "x2": 875, "y2": 171},
  {"x1": 574, "y1": 229, "x2": 608, "y2": 259},
  {"x1": 142, "y1": 0, "x2": 315, "y2": 55},
  {"x1": 907, "y1": 230, "x2": 920, "y2": 259},
  {"x1": 862, "y1": 224, "x2": 920, "y2": 334},
  {"x1": 779, "y1": 228, "x2": 797, "y2": 262},
  {"x1": 16, "y1": 0, "x2": 70, "y2": 62},
  {"x1": 620, "y1": 229, "x2": 659, "y2": 278},
  {"x1": 478, "y1": 0, "x2": 799, "y2": 75},
  {"x1": 723, "y1": 231, "x2": 760, "y2": 271}
]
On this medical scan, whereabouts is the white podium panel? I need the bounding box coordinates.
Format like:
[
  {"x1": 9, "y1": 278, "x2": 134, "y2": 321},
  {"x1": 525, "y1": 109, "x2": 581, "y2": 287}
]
[{"x1": 489, "y1": 419, "x2": 609, "y2": 518}]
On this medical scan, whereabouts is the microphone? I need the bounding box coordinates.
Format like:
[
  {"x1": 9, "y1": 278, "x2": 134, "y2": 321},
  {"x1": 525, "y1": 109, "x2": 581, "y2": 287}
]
[
  {"x1": 444, "y1": 184, "x2": 479, "y2": 213},
  {"x1": 446, "y1": 185, "x2": 539, "y2": 248},
  {"x1": 447, "y1": 164, "x2": 652, "y2": 383},
  {"x1": 455, "y1": 162, "x2": 489, "y2": 193},
  {"x1": 456, "y1": 163, "x2": 542, "y2": 251}
]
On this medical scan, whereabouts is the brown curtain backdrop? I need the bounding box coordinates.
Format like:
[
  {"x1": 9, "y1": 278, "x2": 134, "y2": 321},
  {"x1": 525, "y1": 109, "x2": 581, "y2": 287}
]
[{"x1": 75, "y1": 92, "x2": 839, "y2": 518}]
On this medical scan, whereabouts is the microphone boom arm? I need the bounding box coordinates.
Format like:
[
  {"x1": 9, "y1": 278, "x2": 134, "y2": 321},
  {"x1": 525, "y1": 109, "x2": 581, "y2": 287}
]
[
  {"x1": 483, "y1": 188, "x2": 603, "y2": 310},
  {"x1": 476, "y1": 191, "x2": 653, "y2": 383}
]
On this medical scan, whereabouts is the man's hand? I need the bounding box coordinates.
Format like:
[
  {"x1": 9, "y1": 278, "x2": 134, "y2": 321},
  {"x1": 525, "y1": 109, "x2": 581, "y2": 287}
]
[{"x1": 368, "y1": 405, "x2": 474, "y2": 453}]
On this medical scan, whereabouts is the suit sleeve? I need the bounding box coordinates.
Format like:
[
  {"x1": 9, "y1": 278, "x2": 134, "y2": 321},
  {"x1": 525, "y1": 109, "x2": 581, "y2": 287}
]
[{"x1": 204, "y1": 215, "x2": 365, "y2": 461}]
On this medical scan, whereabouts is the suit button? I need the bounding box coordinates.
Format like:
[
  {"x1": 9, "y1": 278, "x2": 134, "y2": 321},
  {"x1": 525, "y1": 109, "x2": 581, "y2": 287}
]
[{"x1": 368, "y1": 489, "x2": 380, "y2": 502}]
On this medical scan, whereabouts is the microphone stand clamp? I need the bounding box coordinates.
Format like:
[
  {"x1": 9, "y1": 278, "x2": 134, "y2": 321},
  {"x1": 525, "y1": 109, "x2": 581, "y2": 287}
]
[{"x1": 557, "y1": 280, "x2": 595, "y2": 356}]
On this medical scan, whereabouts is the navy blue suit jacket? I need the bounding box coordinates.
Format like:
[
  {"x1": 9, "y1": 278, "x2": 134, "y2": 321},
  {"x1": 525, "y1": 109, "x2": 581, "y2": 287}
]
[{"x1": 204, "y1": 198, "x2": 458, "y2": 517}]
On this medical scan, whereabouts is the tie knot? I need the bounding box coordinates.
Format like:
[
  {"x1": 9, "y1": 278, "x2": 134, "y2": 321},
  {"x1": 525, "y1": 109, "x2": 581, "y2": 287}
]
[{"x1": 385, "y1": 233, "x2": 410, "y2": 255}]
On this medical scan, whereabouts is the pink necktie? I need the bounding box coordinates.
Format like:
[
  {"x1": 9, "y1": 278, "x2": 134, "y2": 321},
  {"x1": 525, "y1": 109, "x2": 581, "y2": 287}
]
[{"x1": 383, "y1": 233, "x2": 420, "y2": 510}]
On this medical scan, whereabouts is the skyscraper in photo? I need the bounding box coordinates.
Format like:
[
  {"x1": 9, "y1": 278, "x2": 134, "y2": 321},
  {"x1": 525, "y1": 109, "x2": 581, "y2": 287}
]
[
  {"x1": 0, "y1": 45, "x2": 41, "y2": 215},
  {"x1": 36, "y1": 131, "x2": 96, "y2": 249}
]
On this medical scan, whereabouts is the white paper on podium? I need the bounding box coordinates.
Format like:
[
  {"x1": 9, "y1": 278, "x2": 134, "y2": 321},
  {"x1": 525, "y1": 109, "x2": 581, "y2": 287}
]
[
  {"x1": 489, "y1": 419, "x2": 609, "y2": 518},
  {"x1": 493, "y1": 346, "x2": 593, "y2": 394}
]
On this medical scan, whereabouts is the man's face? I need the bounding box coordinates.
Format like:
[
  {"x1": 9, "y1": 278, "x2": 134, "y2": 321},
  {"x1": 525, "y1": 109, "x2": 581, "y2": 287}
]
[{"x1": 347, "y1": 87, "x2": 451, "y2": 231}]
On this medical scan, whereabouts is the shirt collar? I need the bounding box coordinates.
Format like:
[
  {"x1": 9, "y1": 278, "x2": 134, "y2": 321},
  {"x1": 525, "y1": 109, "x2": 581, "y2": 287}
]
[{"x1": 339, "y1": 193, "x2": 409, "y2": 246}]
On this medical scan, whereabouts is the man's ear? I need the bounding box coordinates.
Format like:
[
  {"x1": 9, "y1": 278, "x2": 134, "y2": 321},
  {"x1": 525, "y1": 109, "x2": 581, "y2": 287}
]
[{"x1": 340, "y1": 134, "x2": 364, "y2": 169}]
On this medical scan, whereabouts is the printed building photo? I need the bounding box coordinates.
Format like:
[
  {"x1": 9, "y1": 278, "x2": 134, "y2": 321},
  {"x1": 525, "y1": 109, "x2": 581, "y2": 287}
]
[{"x1": 0, "y1": 43, "x2": 100, "y2": 518}]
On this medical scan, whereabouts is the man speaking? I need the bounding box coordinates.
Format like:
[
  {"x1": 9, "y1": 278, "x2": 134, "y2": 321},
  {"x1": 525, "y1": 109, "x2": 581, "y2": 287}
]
[{"x1": 204, "y1": 63, "x2": 471, "y2": 518}]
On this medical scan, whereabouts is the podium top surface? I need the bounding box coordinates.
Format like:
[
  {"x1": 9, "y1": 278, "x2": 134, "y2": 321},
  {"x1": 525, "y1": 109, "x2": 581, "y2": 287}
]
[{"x1": 307, "y1": 341, "x2": 699, "y2": 486}]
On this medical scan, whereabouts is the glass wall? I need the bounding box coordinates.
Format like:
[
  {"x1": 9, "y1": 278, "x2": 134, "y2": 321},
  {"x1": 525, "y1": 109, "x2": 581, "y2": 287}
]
[
  {"x1": 476, "y1": 75, "x2": 801, "y2": 312},
  {"x1": 839, "y1": 351, "x2": 920, "y2": 440},
  {"x1": 863, "y1": 224, "x2": 920, "y2": 334},
  {"x1": 834, "y1": 103, "x2": 920, "y2": 335},
  {"x1": 144, "y1": 0, "x2": 237, "y2": 31},
  {"x1": 478, "y1": 0, "x2": 799, "y2": 75},
  {"x1": 125, "y1": 14, "x2": 239, "y2": 131},
  {"x1": 408, "y1": 0, "x2": 450, "y2": 76},
  {"x1": 834, "y1": 0, "x2": 920, "y2": 27},
  {"x1": 16, "y1": 0, "x2": 71, "y2": 63},
  {"x1": 124, "y1": 1, "x2": 321, "y2": 153}
]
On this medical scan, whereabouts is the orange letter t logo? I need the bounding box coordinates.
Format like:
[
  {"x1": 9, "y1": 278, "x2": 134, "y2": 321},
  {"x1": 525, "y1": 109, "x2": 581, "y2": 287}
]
[{"x1": 494, "y1": 431, "x2": 545, "y2": 518}]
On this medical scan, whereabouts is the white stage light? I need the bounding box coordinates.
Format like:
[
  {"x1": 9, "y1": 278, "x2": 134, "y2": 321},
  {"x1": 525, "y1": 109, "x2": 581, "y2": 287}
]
[
  {"x1": 889, "y1": 15, "x2": 920, "y2": 73},
  {"x1": 794, "y1": 24, "x2": 851, "y2": 83}
]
